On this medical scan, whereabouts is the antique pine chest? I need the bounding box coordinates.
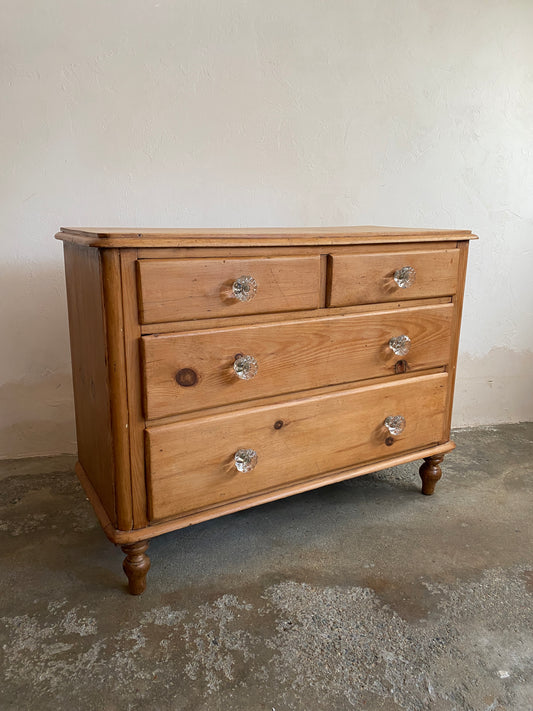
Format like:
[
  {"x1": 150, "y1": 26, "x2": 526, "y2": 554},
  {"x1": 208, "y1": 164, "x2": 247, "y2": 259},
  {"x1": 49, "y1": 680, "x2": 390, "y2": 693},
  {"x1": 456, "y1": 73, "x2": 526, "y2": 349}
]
[{"x1": 56, "y1": 227, "x2": 475, "y2": 594}]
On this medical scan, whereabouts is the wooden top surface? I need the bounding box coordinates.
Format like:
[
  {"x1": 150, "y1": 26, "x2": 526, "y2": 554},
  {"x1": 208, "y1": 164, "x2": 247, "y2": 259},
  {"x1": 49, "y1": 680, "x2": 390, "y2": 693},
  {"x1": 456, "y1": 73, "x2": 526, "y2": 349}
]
[{"x1": 56, "y1": 226, "x2": 477, "y2": 248}]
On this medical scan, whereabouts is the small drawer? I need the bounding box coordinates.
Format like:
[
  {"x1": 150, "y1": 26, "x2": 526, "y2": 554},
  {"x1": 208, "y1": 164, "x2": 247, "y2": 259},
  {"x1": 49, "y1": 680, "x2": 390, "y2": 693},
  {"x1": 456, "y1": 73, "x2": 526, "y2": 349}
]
[
  {"x1": 146, "y1": 372, "x2": 449, "y2": 521},
  {"x1": 137, "y1": 255, "x2": 321, "y2": 324},
  {"x1": 141, "y1": 303, "x2": 453, "y2": 419},
  {"x1": 328, "y1": 249, "x2": 460, "y2": 307}
]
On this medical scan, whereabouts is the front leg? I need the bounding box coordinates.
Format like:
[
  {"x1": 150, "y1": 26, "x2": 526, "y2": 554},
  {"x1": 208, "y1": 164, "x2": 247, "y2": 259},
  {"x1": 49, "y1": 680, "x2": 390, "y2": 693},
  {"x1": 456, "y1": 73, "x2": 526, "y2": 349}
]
[
  {"x1": 419, "y1": 454, "x2": 444, "y2": 495},
  {"x1": 121, "y1": 540, "x2": 151, "y2": 595}
]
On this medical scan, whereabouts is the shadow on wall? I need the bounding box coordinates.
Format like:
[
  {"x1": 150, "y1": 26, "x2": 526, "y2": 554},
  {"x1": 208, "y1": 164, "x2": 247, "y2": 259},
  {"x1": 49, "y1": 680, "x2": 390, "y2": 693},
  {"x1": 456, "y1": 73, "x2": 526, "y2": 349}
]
[
  {"x1": 0, "y1": 262, "x2": 76, "y2": 459},
  {"x1": 454, "y1": 348, "x2": 533, "y2": 427}
]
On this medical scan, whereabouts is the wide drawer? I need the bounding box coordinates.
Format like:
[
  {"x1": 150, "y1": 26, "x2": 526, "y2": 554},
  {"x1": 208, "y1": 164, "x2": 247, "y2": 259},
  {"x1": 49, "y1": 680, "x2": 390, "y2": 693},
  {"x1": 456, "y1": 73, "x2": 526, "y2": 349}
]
[
  {"x1": 328, "y1": 249, "x2": 460, "y2": 306},
  {"x1": 146, "y1": 372, "x2": 449, "y2": 520},
  {"x1": 141, "y1": 303, "x2": 453, "y2": 419},
  {"x1": 137, "y1": 255, "x2": 321, "y2": 323}
]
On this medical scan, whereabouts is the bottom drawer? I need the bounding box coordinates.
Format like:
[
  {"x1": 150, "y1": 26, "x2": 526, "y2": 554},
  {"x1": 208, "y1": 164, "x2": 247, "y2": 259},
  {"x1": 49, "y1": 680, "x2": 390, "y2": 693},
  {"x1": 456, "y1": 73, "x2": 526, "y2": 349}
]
[{"x1": 146, "y1": 372, "x2": 449, "y2": 521}]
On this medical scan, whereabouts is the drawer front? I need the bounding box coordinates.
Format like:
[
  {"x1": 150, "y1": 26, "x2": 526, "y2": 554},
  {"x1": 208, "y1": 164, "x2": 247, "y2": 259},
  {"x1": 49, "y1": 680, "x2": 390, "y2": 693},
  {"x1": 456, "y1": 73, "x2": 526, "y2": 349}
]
[
  {"x1": 141, "y1": 303, "x2": 453, "y2": 419},
  {"x1": 137, "y1": 255, "x2": 321, "y2": 324},
  {"x1": 146, "y1": 372, "x2": 449, "y2": 520},
  {"x1": 328, "y1": 249, "x2": 460, "y2": 306}
]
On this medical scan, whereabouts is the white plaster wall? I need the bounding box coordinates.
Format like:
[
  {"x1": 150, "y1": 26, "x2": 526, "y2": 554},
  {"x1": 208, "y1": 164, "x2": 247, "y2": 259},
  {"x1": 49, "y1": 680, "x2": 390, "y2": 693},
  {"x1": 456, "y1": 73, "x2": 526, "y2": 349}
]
[{"x1": 1, "y1": 0, "x2": 532, "y2": 458}]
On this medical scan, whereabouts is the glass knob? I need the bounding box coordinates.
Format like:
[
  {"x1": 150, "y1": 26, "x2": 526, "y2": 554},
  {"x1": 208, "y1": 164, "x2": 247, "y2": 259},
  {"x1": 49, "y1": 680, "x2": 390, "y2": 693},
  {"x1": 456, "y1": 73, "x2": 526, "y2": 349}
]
[
  {"x1": 232, "y1": 275, "x2": 257, "y2": 302},
  {"x1": 393, "y1": 266, "x2": 416, "y2": 289},
  {"x1": 389, "y1": 335, "x2": 411, "y2": 356},
  {"x1": 384, "y1": 415, "x2": 406, "y2": 436},
  {"x1": 234, "y1": 355, "x2": 258, "y2": 380},
  {"x1": 234, "y1": 448, "x2": 258, "y2": 472}
]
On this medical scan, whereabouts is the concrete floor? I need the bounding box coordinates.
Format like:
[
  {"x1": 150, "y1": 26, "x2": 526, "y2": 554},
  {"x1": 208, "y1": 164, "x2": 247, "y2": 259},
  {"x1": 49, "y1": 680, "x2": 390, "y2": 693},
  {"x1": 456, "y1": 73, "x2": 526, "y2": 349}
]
[{"x1": 0, "y1": 424, "x2": 532, "y2": 711}]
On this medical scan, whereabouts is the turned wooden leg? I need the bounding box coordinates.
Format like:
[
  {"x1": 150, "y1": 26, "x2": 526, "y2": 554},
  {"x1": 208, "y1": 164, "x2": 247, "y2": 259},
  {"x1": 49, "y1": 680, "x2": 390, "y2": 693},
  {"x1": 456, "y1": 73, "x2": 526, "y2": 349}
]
[
  {"x1": 419, "y1": 454, "x2": 444, "y2": 496},
  {"x1": 121, "y1": 540, "x2": 151, "y2": 595}
]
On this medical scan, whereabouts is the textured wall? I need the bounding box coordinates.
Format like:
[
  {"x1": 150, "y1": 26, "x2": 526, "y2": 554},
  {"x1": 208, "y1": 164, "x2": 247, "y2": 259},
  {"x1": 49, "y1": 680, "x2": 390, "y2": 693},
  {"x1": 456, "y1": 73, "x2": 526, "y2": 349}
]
[{"x1": 2, "y1": 0, "x2": 532, "y2": 458}]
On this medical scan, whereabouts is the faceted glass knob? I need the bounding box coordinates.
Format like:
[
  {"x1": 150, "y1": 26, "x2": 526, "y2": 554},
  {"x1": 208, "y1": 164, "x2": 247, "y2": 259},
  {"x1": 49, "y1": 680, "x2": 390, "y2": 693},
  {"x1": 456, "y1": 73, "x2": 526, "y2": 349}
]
[
  {"x1": 234, "y1": 355, "x2": 258, "y2": 380},
  {"x1": 234, "y1": 448, "x2": 258, "y2": 472},
  {"x1": 232, "y1": 275, "x2": 257, "y2": 302},
  {"x1": 389, "y1": 335, "x2": 411, "y2": 356},
  {"x1": 384, "y1": 415, "x2": 406, "y2": 436},
  {"x1": 393, "y1": 266, "x2": 416, "y2": 289}
]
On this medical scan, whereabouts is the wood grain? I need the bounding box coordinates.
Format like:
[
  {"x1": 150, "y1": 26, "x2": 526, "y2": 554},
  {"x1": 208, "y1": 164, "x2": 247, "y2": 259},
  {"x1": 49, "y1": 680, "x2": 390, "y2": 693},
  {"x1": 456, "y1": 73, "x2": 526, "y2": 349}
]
[
  {"x1": 77, "y1": 441, "x2": 456, "y2": 545},
  {"x1": 146, "y1": 372, "x2": 449, "y2": 521},
  {"x1": 56, "y1": 226, "x2": 477, "y2": 249},
  {"x1": 119, "y1": 250, "x2": 148, "y2": 529},
  {"x1": 141, "y1": 303, "x2": 454, "y2": 419},
  {"x1": 135, "y1": 241, "x2": 458, "y2": 260},
  {"x1": 60, "y1": 226, "x2": 475, "y2": 237},
  {"x1": 442, "y1": 241, "x2": 471, "y2": 440},
  {"x1": 63, "y1": 244, "x2": 116, "y2": 524},
  {"x1": 140, "y1": 296, "x2": 452, "y2": 335},
  {"x1": 143, "y1": 367, "x2": 446, "y2": 427},
  {"x1": 100, "y1": 249, "x2": 133, "y2": 531},
  {"x1": 60, "y1": 227, "x2": 474, "y2": 592},
  {"x1": 328, "y1": 249, "x2": 460, "y2": 306},
  {"x1": 137, "y1": 255, "x2": 321, "y2": 324}
]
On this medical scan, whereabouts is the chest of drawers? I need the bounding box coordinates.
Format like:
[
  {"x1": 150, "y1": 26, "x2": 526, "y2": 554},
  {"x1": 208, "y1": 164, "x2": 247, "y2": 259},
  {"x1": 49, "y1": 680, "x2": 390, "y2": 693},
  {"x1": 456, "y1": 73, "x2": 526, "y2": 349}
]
[{"x1": 57, "y1": 226, "x2": 475, "y2": 594}]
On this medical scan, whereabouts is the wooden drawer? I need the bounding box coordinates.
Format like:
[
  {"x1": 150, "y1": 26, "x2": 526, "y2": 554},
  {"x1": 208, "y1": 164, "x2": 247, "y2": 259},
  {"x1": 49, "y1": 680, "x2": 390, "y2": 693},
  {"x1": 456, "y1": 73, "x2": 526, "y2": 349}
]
[
  {"x1": 146, "y1": 372, "x2": 449, "y2": 520},
  {"x1": 328, "y1": 249, "x2": 460, "y2": 306},
  {"x1": 141, "y1": 303, "x2": 453, "y2": 419},
  {"x1": 137, "y1": 255, "x2": 321, "y2": 323}
]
